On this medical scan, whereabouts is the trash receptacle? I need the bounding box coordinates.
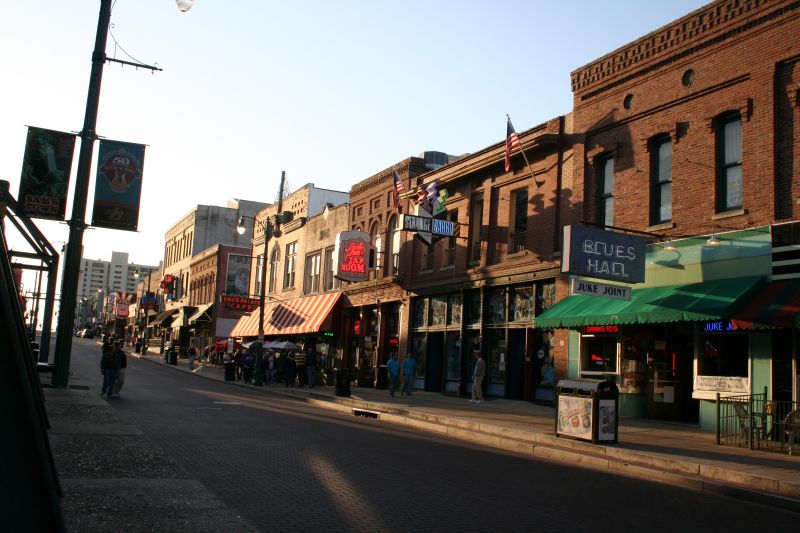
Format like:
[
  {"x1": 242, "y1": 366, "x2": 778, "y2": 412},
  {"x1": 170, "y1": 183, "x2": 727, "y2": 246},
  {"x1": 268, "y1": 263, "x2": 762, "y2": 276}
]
[
  {"x1": 554, "y1": 378, "x2": 618, "y2": 444},
  {"x1": 168, "y1": 349, "x2": 177, "y2": 365},
  {"x1": 334, "y1": 368, "x2": 351, "y2": 397},
  {"x1": 224, "y1": 361, "x2": 236, "y2": 381}
]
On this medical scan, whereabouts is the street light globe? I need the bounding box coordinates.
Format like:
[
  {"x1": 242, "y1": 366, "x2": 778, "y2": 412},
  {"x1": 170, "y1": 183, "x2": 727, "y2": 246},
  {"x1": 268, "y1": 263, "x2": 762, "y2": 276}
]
[
  {"x1": 176, "y1": 0, "x2": 195, "y2": 12},
  {"x1": 236, "y1": 216, "x2": 247, "y2": 235}
]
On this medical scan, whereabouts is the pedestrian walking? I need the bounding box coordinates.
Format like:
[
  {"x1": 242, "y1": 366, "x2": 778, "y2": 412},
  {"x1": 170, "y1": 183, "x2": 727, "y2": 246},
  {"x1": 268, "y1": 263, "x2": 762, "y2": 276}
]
[
  {"x1": 470, "y1": 351, "x2": 486, "y2": 404},
  {"x1": 305, "y1": 346, "x2": 317, "y2": 388},
  {"x1": 234, "y1": 347, "x2": 244, "y2": 381},
  {"x1": 400, "y1": 354, "x2": 416, "y2": 396},
  {"x1": 188, "y1": 345, "x2": 197, "y2": 371},
  {"x1": 284, "y1": 353, "x2": 297, "y2": 387},
  {"x1": 295, "y1": 349, "x2": 307, "y2": 387},
  {"x1": 242, "y1": 348, "x2": 255, "y2": 384},
  {"x1": 386, "y1": 353, "x2": 400, "y2": 398},
  {"x1": 112, "y1": 341, "x2": 127, "y2": 397},
  {"x1": 100, "y1": 342, "x2": 118, "y2": 399},
  {"x1": 265, "y1": 351, "x2": 275, "y2": 385}
]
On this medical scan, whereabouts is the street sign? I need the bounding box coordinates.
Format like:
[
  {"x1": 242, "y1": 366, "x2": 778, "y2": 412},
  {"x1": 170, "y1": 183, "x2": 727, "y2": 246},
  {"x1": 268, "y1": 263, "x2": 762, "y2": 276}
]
[{"x1": 571, "y1": 279, "x2": 631, "y2": 300}]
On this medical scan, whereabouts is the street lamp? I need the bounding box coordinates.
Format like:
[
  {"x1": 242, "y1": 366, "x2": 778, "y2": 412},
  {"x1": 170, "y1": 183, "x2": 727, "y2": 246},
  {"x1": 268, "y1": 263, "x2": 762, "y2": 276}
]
[
  {"x1": 235, "y1": 172, "x2": 289, "y2": 386},
  {"x1": 52, "y1": 0, "x2": 193, "y2": 387}
]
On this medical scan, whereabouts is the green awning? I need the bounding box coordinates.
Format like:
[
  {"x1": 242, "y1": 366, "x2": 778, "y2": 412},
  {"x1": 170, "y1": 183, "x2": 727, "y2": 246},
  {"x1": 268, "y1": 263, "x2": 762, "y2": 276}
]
[{"x1": 536, "y1": 276, "x2": 765, "y2": 329}]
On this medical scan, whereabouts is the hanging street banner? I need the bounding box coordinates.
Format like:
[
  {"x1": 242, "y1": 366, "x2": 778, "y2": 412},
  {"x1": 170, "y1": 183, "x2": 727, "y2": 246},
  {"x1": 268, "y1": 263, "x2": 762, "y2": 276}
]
[
  {"x1": 91, "y1": 139, "x2": 145, "y2": 231},
  {"x1": 18, "y1": 126, "x2": 76, "y2": 220}
]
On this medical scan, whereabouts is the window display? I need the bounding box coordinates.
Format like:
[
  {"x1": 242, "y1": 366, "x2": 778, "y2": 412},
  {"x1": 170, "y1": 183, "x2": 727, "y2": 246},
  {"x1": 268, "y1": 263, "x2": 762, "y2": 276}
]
[{"x1": 581, "y1": 334, "x2": 618, "y2": 375}]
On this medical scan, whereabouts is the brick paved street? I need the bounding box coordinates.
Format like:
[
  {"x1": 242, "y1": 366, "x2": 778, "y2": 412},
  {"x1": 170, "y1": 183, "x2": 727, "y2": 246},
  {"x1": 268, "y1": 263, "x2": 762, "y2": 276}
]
[{"x1": 60, "y1": 339, "x2": 798, "y2": 532}]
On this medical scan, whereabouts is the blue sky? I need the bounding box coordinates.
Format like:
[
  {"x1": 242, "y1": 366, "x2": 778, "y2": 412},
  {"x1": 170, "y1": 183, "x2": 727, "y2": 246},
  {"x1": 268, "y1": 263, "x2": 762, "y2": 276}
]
[{"x1": 1, "y1": 0, "x2": 707, "y2": 268}]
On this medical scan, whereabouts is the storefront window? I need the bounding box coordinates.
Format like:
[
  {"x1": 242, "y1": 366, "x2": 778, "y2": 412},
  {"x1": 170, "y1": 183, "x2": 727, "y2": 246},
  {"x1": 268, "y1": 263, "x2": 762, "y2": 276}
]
[
  {"x1": 699, "y1": 334, "x2": 748, "y2": 377},
  {"x1": 510, "y1": 285, "x2": 534, "y2": 322},
  {"x1": 412, "y1": 333, "x2": 426, "y2": 377},
  {"x1": 620, "y1": 332, "x2": 648, "y2": 394},
  {"x1": 447, "y1": 293, "x2": 462, "y2": 325},
  {"x1": 445, "y1": 332, "x2": 460, "y2": 380},
  {"x1": 465, "y1": 290, "x2": 481, "y2": 324},
  {"x1": 581, "y1": 334, "x2": 618, "y2": 375},
  {"x1": 412, "y1": 298, "x2": 427, "y2": 328},
  {"x1": 430, "y1": 296, "x2": 447, "y2": 326},
  {"x1": 485, "y1": 329, "x2": 507, "y2": 384},
  {"x1": 488, "y1": 288, "x2": 506, "y2": 323},
  {"x1": 465, "y1": 330, "x2": 481, "y2": 379},
  {"x1": 536, "y1": 281, "x2": 556, "y2": 314}
]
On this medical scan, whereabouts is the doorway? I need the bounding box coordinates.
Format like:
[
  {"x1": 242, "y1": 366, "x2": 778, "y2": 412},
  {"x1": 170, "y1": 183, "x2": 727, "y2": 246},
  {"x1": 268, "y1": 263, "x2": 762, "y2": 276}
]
[{"x1": 426, "y1": 332, "x2": 444, "y2": 392}]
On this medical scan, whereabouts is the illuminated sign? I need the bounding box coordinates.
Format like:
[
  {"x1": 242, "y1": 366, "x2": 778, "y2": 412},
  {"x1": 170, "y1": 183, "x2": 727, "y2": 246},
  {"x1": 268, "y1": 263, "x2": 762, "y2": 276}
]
[
  {"x1": 334, "y1": 231, "x2": 370, "y2": 283},
  {"x1": 702, "y1": 321, "x2": 734, "y2": 332},
  {"x1": 562, "y1": 225, "x2": 647, "y2": 284},
  {"x1": 221, "y1": 294, "x2": 260, "y2": 312},
  {"x1": 581, "y1": 325, "x2": 619, "y2": 334},
  {"x1": 323, "y1": 332, "x2": 334, "y2": 337},
  {"x1": 353, "y1": 319, "x2": 361, "y2": 335},
  {"x1": 402, "y1": 214, "x2": 457, "y2": 237}
]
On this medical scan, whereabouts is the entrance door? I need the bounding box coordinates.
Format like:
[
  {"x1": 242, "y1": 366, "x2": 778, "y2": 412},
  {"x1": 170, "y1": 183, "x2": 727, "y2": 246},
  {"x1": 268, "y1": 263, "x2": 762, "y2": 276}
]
[
  {"x1": 426, "y1": 332, "x2": 444, "y2": 392},
  {"x1": 507, "y1": 329, "x2": 525, "y2": 399},
  {"x1": 645, "y1": 325, "x2": 698, "y2": 422}
]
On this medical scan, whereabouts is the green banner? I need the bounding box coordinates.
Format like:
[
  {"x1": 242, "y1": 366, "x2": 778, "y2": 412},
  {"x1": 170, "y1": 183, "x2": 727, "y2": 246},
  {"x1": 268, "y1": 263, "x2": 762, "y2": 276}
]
[{"x1": 18, "y1": 127, "x2": 76, "y2": 220}]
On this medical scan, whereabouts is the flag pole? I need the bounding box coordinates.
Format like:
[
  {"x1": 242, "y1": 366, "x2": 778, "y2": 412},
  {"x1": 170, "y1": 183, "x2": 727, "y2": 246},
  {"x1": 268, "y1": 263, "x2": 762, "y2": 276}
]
[{"x1": 507, "y1": 114, "x2": 543, "y2": 187}]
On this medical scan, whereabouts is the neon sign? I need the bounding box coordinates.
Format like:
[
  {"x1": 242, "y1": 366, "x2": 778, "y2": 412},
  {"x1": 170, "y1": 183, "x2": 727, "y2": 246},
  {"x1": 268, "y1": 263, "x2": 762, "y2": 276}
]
[{"x1": 334, "y1": 231, "x2": 370, "y2": 283}]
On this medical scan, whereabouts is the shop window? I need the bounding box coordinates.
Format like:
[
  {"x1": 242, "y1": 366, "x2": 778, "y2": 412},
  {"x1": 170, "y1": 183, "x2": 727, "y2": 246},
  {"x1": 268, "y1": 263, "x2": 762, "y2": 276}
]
[
  {"x1": 715, "y1": 112, "x2": 743, "y2": 213},
  {"x1": 649, "y1": 134, "x2": 672, "y2": 225},
  {"x1": 412, "y1": 298, "x2": 427, "y2": 328},
  {"x1": 487, "y1": 287, "x2": 506, "y2": 323},
  {"x1": 508, "y1": 188, "x2": 528, "y2": 253},
  {"x1": 468, "y1": 193, "x2": 483, "y2": 263},
  {"x1": 465, "y1": 330, "x2": 481, "y2": 380},
  {"x1": 412, "y1": 333, "x2": 427, "y2": 378},
  {"x1": 447, "y1": 293, "x2": 462, "y2": 325},
  {"x1": 596, "y1": 155, "x2": 614, "y2": 228},
  {"x1": 581, "y1": 334, "x2": 618, "y2": 375},
  {"x1": 465, "y1": 290, "x2": 481, "y2": 325},
  {"x1": 430, "y1": 296, "x2": 447, "y2": 326},
  {"x1": 445, "y1": 332, "x2": 460, "y2": 380},
  {"x1": 698, "y1": 333, "x2": 748, "y2": 377},
  {"x1": 510, "y1": 285, "x2": 534, "y2": 322},
  {"x1": 536, "y1": 281, "x2": 556, "y2": 314},
  {"x1": 485, "y1": 329, "x2": 507, "y2": 384}
]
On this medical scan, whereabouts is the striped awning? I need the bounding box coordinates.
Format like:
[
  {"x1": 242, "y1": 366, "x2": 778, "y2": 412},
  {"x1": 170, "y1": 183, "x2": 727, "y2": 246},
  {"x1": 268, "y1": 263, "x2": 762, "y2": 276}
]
[
  {"x1": 730, "y1": 279, "x2": 800, "y2": 329},
  {"x1": 230, "y1": 292, "x2": 341, "y2": 337}
]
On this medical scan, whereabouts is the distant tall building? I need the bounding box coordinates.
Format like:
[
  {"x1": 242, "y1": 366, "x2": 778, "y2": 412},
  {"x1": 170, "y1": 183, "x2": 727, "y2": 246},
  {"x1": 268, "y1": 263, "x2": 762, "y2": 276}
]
[{"x1": 75, "y1": 251, "x2": 159, "y2": 328}]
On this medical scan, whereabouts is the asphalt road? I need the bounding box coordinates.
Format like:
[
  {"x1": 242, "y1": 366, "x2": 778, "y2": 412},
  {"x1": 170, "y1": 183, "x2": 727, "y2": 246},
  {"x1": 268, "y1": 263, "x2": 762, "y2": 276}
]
[{"x1": 70, "y1": 339, "x2": 796, "y2": 532}]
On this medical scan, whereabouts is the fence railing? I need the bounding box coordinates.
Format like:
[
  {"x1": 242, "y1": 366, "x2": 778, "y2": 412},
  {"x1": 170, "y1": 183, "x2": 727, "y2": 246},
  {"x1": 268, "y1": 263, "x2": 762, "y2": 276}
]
[{"x1": 717, "y1": 389, "x2": 800, "y2": 455}]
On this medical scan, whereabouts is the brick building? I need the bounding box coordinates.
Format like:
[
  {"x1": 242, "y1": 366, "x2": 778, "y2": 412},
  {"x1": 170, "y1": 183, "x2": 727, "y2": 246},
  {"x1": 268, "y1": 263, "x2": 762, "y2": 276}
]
[{"x1": 537, "y1": 0, "x2": 800, "y2": 427}]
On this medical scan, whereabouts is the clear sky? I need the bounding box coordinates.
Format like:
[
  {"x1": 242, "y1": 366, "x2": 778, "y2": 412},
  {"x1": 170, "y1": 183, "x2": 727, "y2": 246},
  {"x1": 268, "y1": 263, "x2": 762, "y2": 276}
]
[{"x1": 1, "y1": 0, "x2": 708, "y2": 269}]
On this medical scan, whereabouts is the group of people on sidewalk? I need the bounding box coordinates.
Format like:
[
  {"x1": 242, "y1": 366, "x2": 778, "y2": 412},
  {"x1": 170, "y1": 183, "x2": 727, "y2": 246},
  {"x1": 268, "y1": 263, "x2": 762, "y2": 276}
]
[
  {"x1": 385, "y1": 351, "x2": 486, "y2": 404},
  {"x1": 223, "y1": 344, "x2": 319, "y2": 388},
  {"x1": 100, "y1": 338, "x2": 128, "y2": 399},
  {"x1": 386, "y1": 353, "x2": 417, "y2": 398}
]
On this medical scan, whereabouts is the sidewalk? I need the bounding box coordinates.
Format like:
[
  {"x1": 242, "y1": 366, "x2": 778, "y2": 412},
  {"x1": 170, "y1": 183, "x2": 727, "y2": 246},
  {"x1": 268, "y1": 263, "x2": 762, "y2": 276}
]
[{"x1": 134, "y1": 349, "x2": 800, "y2": 511}]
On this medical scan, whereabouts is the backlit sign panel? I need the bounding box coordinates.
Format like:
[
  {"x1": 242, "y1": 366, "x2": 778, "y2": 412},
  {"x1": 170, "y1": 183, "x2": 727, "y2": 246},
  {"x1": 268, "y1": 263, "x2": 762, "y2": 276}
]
[
  {"x1": 562, "y1": 225, "x2": 647, "y2": 284},
  {"x1": 334, "y1": 231, "x2": 370, "y2": 283}
]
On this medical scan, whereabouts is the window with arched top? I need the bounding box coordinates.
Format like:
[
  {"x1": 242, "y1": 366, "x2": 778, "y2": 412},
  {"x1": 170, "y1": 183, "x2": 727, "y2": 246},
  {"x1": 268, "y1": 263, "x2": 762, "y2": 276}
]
[
  {"x1": 268, "y1": 246, "x2": 280, "y2": 294},
  {"x1": 370, "y1": 222, "x2": 382, "y2": 280},
  {"x1": 388, "y1": 215, "x2": 401, "y2": 275}
]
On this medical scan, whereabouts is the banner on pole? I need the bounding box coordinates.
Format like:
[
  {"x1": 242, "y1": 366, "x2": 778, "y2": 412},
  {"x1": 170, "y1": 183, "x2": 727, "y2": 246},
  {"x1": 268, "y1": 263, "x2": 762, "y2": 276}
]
[
  {"x1": 18, "y1": 127, "x2": 76, "y2": 220},
  {"x1": 91, "y1": 139, "x2": 145, "y2": 231}
]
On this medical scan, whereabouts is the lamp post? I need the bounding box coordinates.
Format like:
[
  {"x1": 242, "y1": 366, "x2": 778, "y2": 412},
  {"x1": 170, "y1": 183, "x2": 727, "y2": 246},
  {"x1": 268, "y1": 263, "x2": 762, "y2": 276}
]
[
  {"x1": 52, "y1": 0, "x2": 194, "y2": 387},
  {"x1": 236, "y1": 171, "x2": 287, "y2": 386}
]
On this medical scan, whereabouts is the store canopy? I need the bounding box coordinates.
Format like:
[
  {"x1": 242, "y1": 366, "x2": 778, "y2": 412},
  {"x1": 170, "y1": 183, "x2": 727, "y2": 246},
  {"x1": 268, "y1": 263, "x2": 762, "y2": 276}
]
[
  {"x1": 188, "y1": 303, "x2": 214, "y2": 324},
  {"x1": 535, "y1": 276, "x2": 764, "y2": 329},
  {"x1": 230, "y1": 292, "x2": 341, "y2": 338},
  {"x1": 730, "y1": 279, "x2": 800, "y2": 330},
  {"x1": 150, "y1": 308, "x2": 178, "y2": 327}
]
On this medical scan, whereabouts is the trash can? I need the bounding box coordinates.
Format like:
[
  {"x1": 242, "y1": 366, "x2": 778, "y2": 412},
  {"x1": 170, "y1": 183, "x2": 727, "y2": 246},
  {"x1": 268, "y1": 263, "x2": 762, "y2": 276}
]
[
  {"x1": 168, "y1": 349, "x2": 177, "y2": 365},
  {"x1": 554, "y1": 378, "x2": 619, "y2": 444},
  {"x1": 334, "y1": 368, "x2": 351, "y2": 397},
  {"x1": 224, "y1": 361, "x2": 236, "y2": 381}
]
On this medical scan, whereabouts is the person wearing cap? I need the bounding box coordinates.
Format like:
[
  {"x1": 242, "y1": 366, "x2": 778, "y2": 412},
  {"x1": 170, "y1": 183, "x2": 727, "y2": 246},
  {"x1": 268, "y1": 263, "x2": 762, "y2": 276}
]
[{"x1": 470, "y1": 351, "x2": 485, "y2": 404}]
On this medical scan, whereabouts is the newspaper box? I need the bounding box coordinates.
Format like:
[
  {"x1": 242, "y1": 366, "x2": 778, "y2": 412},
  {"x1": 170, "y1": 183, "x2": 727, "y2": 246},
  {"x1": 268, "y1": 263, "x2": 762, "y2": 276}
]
[{"x1": 554, "y1": 378, "x2": 618, "y2": 444}]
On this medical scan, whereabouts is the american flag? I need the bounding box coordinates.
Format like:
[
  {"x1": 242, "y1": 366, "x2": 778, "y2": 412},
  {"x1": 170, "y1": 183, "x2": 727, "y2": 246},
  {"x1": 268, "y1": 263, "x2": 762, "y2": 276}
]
[
  {"x1": 391, "y1": 169, "x2": 405, "y2": 209},
  {"x1": 505, "y1": 117, "x2": 521, "y2": 172}
]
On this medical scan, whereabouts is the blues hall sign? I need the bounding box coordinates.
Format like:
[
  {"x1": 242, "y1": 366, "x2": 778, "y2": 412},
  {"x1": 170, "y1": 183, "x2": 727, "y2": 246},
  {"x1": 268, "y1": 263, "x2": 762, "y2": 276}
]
[{"x1": 562, "y1": 225, "x2": 647, "y2": 284}]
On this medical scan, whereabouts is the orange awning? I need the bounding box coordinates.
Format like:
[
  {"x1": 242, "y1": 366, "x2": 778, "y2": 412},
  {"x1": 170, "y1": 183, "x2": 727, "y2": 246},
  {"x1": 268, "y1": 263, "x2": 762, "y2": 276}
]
[{"x1": 230, "y1": 292, "x2": 341, "y2": 337}]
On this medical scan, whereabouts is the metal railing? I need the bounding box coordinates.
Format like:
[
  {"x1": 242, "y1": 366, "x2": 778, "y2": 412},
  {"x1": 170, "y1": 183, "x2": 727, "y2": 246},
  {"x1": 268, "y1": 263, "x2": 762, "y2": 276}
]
[{"x1": 717, "y1": 389, "x2": 800, "y2": 455}]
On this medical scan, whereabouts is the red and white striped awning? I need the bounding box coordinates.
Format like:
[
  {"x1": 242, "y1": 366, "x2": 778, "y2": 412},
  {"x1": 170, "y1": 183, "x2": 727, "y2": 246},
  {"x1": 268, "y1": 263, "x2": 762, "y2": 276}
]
[{"x1": 230, "y1": 292, "x2": 341, "y2": 338}]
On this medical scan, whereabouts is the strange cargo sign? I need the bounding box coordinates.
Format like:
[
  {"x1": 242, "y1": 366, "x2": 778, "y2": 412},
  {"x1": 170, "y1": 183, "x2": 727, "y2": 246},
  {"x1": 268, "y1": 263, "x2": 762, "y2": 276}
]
[
  {"x1": 562, "y1": 225, "x2": 646, "y2": 284},
  {"x1": 334, "y1": 230, "x2": 370, "y2": 283}
]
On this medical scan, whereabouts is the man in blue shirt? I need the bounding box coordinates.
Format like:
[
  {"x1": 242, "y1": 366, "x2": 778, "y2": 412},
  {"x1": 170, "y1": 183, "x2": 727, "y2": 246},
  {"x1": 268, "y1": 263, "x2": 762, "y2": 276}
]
[
  {"x1": 400, "y1": 354, "x2": 417, "y2": 396},
  {"x1": 386, "y1": 353, "x2": 400, "y2": 398}
]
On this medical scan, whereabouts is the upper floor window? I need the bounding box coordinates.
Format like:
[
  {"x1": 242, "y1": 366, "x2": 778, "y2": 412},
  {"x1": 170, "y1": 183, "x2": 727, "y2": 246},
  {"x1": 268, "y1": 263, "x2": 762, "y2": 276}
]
[
  {"x1": 650, "y1": 135, "x2": 672, "y2": 225},
  {"x1": 304, "y1": 252, "x2": 321, "y2": 294},
  {"x1": 597, "y1": 155, "x2": 614, "y2": 227},
  {"x1": 388, "y1": 215, "x2": 401, "y2": 275},
  {"x1": 268, "y1": 247, "x2": 280, "y2": 294},
  {"x1": 254, "y1": 253, "x2": 263, "y2": 296},
  {"x1": 468, "y1": 193, "x2": 484, "y2": 263},
  {"x1": 509, "y1": 188, "x2": 528, "y2": 253},
  {"x1": 370, "y1": 223, "x2": 382, "y2": 280},
  {"x1": 716, "y1": 112, "x2": 742, "y2": 212},
  {"x1": 283, "y1": 242, "x2": 297, "y2": 290},
  {"x1": 443, "y1": 209, "x2": 458, "y2": 267},
  {"x1": 323, "y1": 247, "x2": 341, "y2": 291}
]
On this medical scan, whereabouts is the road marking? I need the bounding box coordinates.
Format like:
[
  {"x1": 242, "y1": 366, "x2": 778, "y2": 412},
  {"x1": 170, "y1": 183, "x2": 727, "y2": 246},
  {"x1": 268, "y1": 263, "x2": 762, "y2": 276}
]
[{"x1": 213, "y1": 401, "x2": 242, "y2": 406}]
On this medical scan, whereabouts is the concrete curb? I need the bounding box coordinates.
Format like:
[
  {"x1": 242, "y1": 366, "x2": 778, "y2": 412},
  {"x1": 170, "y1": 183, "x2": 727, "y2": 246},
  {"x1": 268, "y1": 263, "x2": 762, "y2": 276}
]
[{"x1": 133, "y1": 353, "x2": 800, "y2": 512}]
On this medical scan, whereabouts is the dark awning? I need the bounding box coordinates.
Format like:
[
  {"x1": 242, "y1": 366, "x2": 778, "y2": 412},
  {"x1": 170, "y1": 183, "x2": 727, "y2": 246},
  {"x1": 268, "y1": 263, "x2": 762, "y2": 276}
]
[
  {"x1": 536, "y1": 276, "x2": 764, "y2": 329},
  {"x1": 150, "y1": 308, "x2": 178, "y2": 327},
  {"x1": 730, "y1": 279, "x2": 800, "y2": 329},
  {"x1": 188, "y1": 303, "x2": 214, "y2": 324}
]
